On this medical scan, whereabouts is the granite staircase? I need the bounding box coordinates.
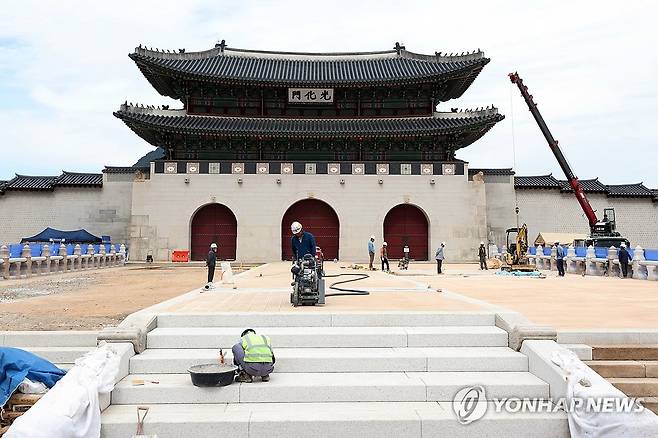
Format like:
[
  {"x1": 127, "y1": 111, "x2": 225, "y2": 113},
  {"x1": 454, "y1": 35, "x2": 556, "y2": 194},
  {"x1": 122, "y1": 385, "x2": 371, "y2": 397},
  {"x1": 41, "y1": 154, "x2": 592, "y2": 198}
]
[{"x1": 100, "y1": 312, "x2": 568, "y2": 437}]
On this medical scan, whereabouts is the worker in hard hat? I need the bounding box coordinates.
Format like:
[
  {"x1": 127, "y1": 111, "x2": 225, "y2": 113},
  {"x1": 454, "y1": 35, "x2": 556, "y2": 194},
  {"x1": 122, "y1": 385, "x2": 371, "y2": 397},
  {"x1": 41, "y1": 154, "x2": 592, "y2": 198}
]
[
  {"x1": 618, "y1": 242, "x2": 632, "y2": 278},
  {"x1": 555, "y1": 240, "x2": 565, "y2": 277},
  {"x1": 478, "y1": 242, "x2": 488, "y2": 270},
  {"x1": 233, "y1": 328, "x2": 275, "y2": 383},
  {"x1": 206, "y1": 243, "x2": 218, "y2": 287},
  {"x1": 290, "y1": 221, "x2": 317, "y2": 260},
  {"x1": 380, "y1": 241, "x2": 390, "y2": 272},
  {"x1": 435, "y1": 242, "x2": 446, "y2": 274},
  {"x1": 368, "y1": 235, "x2": 376, "y2": 270}
]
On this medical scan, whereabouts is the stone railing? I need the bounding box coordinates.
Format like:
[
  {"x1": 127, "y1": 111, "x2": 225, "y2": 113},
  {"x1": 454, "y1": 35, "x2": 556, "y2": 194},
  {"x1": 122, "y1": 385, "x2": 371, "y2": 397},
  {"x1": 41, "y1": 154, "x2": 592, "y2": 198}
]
[
  {"x1": 528, "y1": 244, "x2": 658, "y2": 281},
  {"x1": 0, "y1": 243, "x2": 126, "y2": 280}
]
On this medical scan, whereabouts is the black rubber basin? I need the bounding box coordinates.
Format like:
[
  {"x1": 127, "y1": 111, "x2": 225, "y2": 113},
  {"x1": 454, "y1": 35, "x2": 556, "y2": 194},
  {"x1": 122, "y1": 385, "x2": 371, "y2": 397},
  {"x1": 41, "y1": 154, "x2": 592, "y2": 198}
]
[{"x1": 188, "y1": 364, "x2": 237, "y2": 387}]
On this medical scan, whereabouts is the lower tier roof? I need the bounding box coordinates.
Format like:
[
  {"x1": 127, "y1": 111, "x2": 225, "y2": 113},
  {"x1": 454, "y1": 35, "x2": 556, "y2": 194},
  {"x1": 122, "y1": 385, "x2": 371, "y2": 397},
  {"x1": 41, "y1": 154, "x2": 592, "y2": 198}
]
[{"x1": 114, "y1": 104, "x2": 503, "y2": 148}]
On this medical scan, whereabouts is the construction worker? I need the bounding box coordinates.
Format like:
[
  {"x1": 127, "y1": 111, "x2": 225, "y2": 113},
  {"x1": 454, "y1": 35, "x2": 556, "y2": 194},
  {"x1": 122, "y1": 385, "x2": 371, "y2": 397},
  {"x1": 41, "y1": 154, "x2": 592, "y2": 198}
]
[
  {"x1": 478, "y1": 242, "x2": 488, "y2": 270},
  {"x1": 368, "y1": 235, "x2": 376, "y2": 270},
  {"x1": 435, "y1": 242, "x2": 445, "y2": 274},
  {"x1": 555, "y1": 240, "x2": 565, "y2": 277},
  {"x1": 233, "y1": 329, "x2": 275, "y2": 383},
  {"x1": 618, "y1": 243, "x2": 632, "y2": 278},
  {"x1": 291, "y1": 221, "x2": 316, "y2": 260},
  {"x1": 206, "y1": 243, "x2": 218, "y2": 285},
  {"x1": 380, "y1": 242, "x2": 390, "y2": 272}
]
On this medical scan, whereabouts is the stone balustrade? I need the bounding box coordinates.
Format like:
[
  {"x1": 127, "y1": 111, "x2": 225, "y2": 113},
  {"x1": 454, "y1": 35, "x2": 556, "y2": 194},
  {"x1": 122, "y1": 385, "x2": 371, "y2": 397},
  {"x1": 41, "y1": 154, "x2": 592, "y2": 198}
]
[
  {"x1": 528, "y1": 243, "x2": 658, "y2": 281},
  {"x1": 0, "y1": 243, "x2": 126, "y2": 280}
]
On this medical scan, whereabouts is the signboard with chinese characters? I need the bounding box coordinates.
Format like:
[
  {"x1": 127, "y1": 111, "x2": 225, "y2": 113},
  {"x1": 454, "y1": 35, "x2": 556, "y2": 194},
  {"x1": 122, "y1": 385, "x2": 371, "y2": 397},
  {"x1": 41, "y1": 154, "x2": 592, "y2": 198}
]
[{"x1": 288, "y1": 88, "x2": 334, "y2": 103}]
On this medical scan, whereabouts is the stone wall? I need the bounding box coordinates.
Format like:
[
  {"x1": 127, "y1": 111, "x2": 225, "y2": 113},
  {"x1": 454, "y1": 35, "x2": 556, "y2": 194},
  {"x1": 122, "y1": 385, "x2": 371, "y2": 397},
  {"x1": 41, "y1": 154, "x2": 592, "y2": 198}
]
[
  {"x1": 0, "y1": 175, "x2": 133, "y2": 244},
  {"x1": 129, "y1": 168, "x2": 488, "y2": 263},
  {"x1": 514, "y1": 189, "x2": 658, "y2": 248}
]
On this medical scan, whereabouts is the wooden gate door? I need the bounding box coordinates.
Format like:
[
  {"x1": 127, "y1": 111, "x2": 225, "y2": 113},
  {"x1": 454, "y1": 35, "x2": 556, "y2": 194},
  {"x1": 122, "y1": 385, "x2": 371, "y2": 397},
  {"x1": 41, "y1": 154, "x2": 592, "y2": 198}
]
[
  {"x1": 383, "y1": 204, "x2": 429, "y2": 260},
  {"x1": 282, "y1": 199, "x2": 339, "y2": 260},
  {"x1": 191, "y1": 204, "x2": 237, "y2": 261}
]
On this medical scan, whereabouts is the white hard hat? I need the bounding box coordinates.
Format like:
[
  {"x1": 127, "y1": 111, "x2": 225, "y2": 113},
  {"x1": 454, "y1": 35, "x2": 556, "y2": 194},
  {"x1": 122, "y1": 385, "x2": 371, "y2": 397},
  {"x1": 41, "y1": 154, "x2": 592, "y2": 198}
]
[
  {"x1": 621, "y1": 242, "x2": 626, "y2": 247},
  {"x1": 383, "y1": 242, "x2": 387, "y2": 246},
  {"x1": 291, "y1": 221, "x2": 302, "y2": 234},
  {"x1": 441, "y1": 241, "x2": 446, "y2": 246},
  {"x1": 210, "y1": 243, "x2": 217, "y2": 249},
  {"x1": 480, "y1": 241, "x2": 484, "y2": 245},
  {"x1": 370, "y1": 235, "x2": 375, "y2": 240},
  {"x1": 554, "y1": 240, "x2": 560, "y2": 244}
]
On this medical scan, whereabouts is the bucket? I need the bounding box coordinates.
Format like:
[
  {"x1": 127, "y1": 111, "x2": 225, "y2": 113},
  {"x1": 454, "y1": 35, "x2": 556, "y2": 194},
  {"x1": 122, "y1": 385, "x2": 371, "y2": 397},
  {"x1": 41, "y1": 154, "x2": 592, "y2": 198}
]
[{"x1": 188, "y1": 364, "x2": 237, "y2": 387}]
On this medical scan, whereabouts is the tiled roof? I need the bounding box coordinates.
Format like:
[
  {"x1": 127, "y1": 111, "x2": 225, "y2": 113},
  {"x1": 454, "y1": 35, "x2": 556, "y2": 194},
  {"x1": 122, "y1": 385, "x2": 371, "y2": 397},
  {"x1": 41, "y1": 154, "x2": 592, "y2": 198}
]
[
  {"x1": 56, "y1": 171, "x2": 103, "y2": 186},
  {"x1": 129, "y1": 44, "x2": 489, "y2": 100},
  {"x1": 103, "y1": 166, "x2": 148, "y2": 174},
  {"x1": 114, "y1": 104, "x2": 504, "y2": 139},
  {"x1": 559, "y1": 178, "x2": 607, "y2": 193},
  {"x1": 605, "y1": 183, "x2": 654, "y2": 198},
  {"x1": 652, "y1": 189, "x2": 658, "y2": 202},
  {"x1": 468, "y1": 168, "x2": 514, "y2": 176},
  {"x1": 5, "y1": 174, "x2": 58, "y2": 191},
  {"x1": 514, "y1": 174, "x2": 561, "y2": 189}
]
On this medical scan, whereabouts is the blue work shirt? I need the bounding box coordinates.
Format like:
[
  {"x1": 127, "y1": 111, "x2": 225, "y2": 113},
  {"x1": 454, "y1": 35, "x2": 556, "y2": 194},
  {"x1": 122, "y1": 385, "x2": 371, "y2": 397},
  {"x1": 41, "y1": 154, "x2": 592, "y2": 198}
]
[
  {"x1": 291, "y1": 231, "x2": 317, "y2": 260},
  {"x1": 368, "y1": 241, "x2": 375, "y2": 253},
  {"x1": 556, "y1": 245, "x2": 565, "y2": 260}
]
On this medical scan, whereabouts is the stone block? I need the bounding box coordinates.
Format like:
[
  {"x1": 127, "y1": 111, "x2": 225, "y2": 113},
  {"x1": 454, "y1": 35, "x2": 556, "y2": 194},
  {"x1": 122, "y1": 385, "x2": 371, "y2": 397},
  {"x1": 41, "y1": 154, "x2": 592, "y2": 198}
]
[
  {"x1": 98, "y1": 327, "x2": 146, "y2": 354},
  {"x1": 584, "y1": 360, "x2": 646, "y2": 378}
]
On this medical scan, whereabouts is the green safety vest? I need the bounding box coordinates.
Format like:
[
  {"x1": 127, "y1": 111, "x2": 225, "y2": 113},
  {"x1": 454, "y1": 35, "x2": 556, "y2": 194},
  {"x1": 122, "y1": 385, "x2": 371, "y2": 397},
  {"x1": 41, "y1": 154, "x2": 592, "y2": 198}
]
[{"x1": 242, "y1": 333, "x2": 274, "y2": 363}]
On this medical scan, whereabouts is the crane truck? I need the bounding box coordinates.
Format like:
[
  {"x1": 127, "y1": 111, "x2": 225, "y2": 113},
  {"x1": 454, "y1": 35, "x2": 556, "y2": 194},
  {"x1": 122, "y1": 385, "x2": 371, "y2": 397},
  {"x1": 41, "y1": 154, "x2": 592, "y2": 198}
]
[{"x1": 509, "y1": 72, "x2": 629, "y2": 249}]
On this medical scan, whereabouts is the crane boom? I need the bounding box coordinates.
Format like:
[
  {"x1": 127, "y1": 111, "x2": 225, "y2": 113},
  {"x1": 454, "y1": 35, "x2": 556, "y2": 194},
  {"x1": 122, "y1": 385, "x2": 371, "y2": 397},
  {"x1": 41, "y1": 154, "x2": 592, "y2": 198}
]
[{"x1": 508, "y1": 72, "x2": 599, "y2": 230}]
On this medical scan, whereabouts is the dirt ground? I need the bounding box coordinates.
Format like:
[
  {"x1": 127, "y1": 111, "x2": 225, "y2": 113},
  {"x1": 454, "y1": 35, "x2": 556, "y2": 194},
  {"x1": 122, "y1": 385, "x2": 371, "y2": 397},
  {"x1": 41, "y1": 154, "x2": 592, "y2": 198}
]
[{"x1": 0, "y1": 265, "x2": 208, "y2": 330}]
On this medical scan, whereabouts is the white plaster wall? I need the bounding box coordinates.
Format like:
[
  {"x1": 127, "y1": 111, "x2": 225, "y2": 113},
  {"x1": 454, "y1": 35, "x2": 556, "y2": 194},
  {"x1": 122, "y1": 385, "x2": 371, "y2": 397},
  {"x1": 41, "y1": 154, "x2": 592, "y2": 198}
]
[
  {"x1": 129, "y1": 172, "x2": 488, "y2": 263},
  {"x1": 0, "y1": 176, "x2": 133, "y2": 245},
  {"x1": 515, "y1": 190, "x2": 658, "y2": 248},
  {"x1": 480, "y1": 175, "x2": 517, "y2": 246}
]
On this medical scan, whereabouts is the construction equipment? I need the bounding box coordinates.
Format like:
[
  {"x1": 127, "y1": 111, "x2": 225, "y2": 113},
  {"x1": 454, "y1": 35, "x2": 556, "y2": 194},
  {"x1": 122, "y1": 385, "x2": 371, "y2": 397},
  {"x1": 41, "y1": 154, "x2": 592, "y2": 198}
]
[
  {"x1": 509, "y1": 72, "x2": 630, "y2": 249},
  {"x1": 290, "y1": 253, "x2": 325, "y2": 306},
  {"x1": 502, "y1": 224, "x2": 535, "y2": 272}
]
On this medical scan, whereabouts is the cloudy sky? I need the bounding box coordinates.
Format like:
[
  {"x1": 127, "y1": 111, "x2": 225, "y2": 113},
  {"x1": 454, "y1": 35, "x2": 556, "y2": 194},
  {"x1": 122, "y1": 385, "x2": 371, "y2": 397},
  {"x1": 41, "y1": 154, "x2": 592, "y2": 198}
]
[{"x1": 1, "y1": 1, "x2": 657, "y2": 186}]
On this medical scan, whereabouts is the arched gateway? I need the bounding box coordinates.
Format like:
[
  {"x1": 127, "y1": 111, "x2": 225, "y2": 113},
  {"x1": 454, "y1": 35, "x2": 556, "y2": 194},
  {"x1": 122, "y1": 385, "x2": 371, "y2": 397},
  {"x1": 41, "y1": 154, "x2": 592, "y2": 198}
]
[
  {"x1": 190, "y1": 203, "x2": 237, "y2": 261},
  {"x1": 383, "y1": 204, "x2": 429, "y2": 261},
  {"x1": 282, "y1": 199, "x2": 339, "y2": 260}
]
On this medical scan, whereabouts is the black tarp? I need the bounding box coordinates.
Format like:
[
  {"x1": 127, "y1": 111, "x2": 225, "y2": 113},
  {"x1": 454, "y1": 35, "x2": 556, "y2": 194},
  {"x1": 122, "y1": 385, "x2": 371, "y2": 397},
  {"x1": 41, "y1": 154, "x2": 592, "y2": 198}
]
[{"x1": 21, "y1": 227, "x2": 102, "y2": 244}]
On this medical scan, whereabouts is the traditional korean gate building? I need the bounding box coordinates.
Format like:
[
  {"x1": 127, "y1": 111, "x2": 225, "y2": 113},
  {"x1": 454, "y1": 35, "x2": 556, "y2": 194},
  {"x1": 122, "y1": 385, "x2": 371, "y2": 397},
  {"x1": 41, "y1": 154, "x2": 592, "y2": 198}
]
[{"x1": 112, "y1": 41, "x2": 504, "y2": 262}]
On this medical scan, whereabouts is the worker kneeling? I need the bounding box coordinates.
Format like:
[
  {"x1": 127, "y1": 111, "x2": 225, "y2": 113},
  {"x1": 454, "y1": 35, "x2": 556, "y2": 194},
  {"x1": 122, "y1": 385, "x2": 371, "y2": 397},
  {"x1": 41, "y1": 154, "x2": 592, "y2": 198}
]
[{"x1": 233, "y1": 329, "x2": 275, "y2": 383}]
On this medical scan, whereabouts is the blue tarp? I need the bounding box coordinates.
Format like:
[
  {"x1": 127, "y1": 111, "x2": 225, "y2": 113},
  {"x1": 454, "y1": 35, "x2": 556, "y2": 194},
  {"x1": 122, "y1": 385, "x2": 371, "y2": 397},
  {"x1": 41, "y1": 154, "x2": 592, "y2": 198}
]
[
  {"x1": 0, "y1": 347, "x2": 66, "y2": 406},
  {"x1": 21, "y1": 227, "x2": 101, "y2": 244}
]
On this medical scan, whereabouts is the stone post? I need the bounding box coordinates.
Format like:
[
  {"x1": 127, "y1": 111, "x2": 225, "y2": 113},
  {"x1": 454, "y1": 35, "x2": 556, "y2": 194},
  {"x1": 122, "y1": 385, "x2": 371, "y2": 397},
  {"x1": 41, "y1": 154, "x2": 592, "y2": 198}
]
[
  {"x1": 550, "y1": 245, "x2": 557, "y2": 271},
  {"x1": 585, "y1": 245, "x2": 596, "y2": 276},
  {"x1": 74, "y1": 244, "x2": 82, "y2": 270},
  {"x1": 633, "y1": 246, "x2": 647, "y2": 280},
  {"x1": 99, "y1": 244, "x2": 107, "y2": 268},
  {"x1": 42, "y1": 244, "x2": 51, "y2": 274},
  {"x1": 22, "y1": 244, "x2": 32, "y2": 278},
  {"x1": 87, "y1": 244, "x2": 95, "y2": 269},
  {"x1": 119, "y1": 244, "x2": 127, "y2": 265},
  {"x1": 535, "y1": 245, "x2": 543, "y2": 269},
  {"x1": 110, "y1": 244, "x2": 117, "y2": 266},
  {"x1": 488, "y1": 244, "x2": 499, "y2": 259},
  {"x1": 607, "y1": 246, "x2": 618, "y2": 277},
  {"x1": 0, "y1": 245, "x2": 9, "y2": 279},
  {"x1": 566, "y1": 245, "x2": 576, "y2": 274},
  {"x1": 59, "y1": 243, "x2": 67, "y2": 272}
]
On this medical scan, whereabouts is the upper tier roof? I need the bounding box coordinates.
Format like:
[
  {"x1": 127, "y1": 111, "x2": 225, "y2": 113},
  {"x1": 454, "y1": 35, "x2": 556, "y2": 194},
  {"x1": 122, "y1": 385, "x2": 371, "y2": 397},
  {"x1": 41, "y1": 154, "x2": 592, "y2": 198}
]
[
  {"x1": 113, "y1": 104, "x2": 503, "y2": 142},
  {"x1": 1, "y1": 172, "x2": 102, "y2": 192},
  {"x1": 129, "y1": 43, "x2": 489, "y2": 99}
]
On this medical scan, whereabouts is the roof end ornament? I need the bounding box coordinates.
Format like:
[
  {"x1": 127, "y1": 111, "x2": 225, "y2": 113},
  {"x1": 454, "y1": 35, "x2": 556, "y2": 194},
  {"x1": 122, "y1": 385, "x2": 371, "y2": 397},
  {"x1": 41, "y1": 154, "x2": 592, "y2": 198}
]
[
  {"x1": 394, "y1": 42, "x2": 405, "y2": 55},
  {"x1": 215, "y1": 39, "x2": 227, "y2": 53}
]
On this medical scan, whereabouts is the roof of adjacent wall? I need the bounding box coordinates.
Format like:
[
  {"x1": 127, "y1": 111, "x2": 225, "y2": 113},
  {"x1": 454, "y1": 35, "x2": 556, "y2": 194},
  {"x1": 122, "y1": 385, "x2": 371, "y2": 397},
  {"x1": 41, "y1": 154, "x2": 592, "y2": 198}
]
[
  {"x1": 129, "y1": 43, "x2": 489, "y2": 99},
  {"x1": 1, "y1": 171, "x2": 103, "y2": 192},
  {"x1": 113, "y1": 104, "x2": 504, "y2": 140},
  {"x1": 468, "y1": 168, "x2": 515, "y2": 176},
  {"x1": 515, "y1": 175, "x2": 656, "y2": 199},
  {"x1": 102, "y1": 166, "x2": 148, "y2": 174}
]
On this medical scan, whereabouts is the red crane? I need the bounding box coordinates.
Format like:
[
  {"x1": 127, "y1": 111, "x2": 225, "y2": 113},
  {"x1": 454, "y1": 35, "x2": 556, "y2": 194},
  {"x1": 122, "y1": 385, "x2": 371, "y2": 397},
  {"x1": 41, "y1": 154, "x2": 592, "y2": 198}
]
[{"x1": 508, "y1": 72, "x2": 628, "y2": 247}]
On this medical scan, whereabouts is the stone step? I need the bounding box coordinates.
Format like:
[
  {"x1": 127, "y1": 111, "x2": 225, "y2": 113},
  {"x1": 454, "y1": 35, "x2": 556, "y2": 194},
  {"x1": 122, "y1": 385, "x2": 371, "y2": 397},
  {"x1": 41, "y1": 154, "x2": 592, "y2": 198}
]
[
  {"x1": 559, "y1": 344, "x2": 592, "y2": 360},
  {"x1": 592, "y1": 345, "x2": 658, "y2": 361},
  {"x1": 156, "y1": 311, "x2": 495, "y2": 328},
  {"x1": 101, "y1": 402, "x2": 569, "y2": 438},
  {"x1": 147, "y1": 326, "x2": 508, "y2": 349},
  {"x1": 22, "y1": 346, "x2": 94, "y2": 364},
  {"x1": 585, "y1": 360, "x2": 658, "y2": 378},
  {"x1": 608, "y1": 378, "x2": 658, "y2": 397},
  {"x1": 643, "y1": 397, "x2": 658, "y2": 415},
  {"x1": 130, "y1": 347, "x2": 528, "y2": 374},
  {"x1": 0, "y1": 330, "x2": 97, "y2": 347},
  {"x1": 111, "y1": 372, "x2": 548, "y2": 405}
]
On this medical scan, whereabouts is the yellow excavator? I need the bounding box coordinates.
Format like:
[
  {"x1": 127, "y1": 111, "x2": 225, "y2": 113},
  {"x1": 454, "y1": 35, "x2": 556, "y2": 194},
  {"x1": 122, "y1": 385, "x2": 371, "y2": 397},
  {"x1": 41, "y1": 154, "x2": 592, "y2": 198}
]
[{"x1": 501, "y1": 223, "x2": 536, "y2": 272}]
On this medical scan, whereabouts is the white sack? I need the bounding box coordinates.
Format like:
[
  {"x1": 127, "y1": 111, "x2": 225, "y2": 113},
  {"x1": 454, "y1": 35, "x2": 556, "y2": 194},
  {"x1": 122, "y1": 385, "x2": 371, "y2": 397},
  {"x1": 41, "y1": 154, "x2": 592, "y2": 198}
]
[
  {"x1": 18, "y1": 377, "x2": 48, "y2": 394},
  {"x1": 5, "y1": 342, "x2": 121, "y2": 438},
  {"x1": 551, "y1": 349, "x2": 658, "y2": 438}
]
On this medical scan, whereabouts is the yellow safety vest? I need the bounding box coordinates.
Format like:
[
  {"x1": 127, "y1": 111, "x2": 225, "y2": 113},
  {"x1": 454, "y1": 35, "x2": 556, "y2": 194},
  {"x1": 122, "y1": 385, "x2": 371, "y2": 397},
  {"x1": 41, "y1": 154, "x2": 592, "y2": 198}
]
[{"x1": 242, "y1": 333, "x2": 273, "y2": 363}]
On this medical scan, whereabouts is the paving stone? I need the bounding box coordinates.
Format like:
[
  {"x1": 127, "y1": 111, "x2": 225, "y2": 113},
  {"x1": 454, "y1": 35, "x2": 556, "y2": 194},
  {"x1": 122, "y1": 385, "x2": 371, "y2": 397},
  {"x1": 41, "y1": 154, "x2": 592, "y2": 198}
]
[
  {"x1": 585, "y1": 360, "x2": 646, "y2": 378},
  {"x1": 608, "y1": 378, "x2": 658, "y2": 397},
  {"x1": 645, "y1": 361, "x2": 658, "y2": 378},
  {"x1": 0, "y1": 331, "x2": 97, "y2": 347},
  {"x1": 23, "y1": 346, "x2": 94, "y2": 364},
  {"x1": 592, "y1": 345, "x2": 658, "y2": 361}
]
